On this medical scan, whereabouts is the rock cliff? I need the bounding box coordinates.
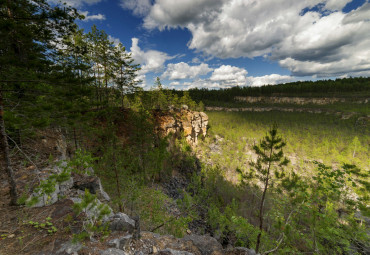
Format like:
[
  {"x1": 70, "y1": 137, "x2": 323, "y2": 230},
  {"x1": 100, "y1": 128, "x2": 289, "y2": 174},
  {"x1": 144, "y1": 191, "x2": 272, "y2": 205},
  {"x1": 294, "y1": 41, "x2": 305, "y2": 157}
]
[
  {"x1": 235, "y1": 96, "x2": 368, "y2": 105},
  {"x1": 154, "y1": 107, "x2": 209, "y2": 146}
]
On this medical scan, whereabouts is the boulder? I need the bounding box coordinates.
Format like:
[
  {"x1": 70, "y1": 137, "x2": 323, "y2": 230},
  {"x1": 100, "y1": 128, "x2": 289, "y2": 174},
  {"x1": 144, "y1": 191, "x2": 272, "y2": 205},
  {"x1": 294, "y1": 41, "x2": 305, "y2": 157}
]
[
  {"x1": 101, "y1": 248, "x2": 128, "y2": 255},
  {"x1": 55, "y1": 241, "x2": 82, "y2": 255},
  {"x1": 225, "y1": 247, "x2": 257, "y2": 255},
  {"x1": 158, "y1": 248, "x2": 194, "y2": 255},
  {"x1": 72, "y1": 173, "x2": 111, "y2": 201},
  {"x1": 108, "y1": 213, "x2": 136, "y2": 233},
  {"x1": 107, "y1": 235, "x2": 132, "y2": 250},
  {"x1": 181, "y1": 235, "x2": 223, "y2": 255}
]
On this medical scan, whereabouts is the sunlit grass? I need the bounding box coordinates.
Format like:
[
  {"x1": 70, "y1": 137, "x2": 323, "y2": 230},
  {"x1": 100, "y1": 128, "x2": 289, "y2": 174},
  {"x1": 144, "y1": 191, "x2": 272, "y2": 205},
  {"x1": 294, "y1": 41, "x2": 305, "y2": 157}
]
[{"x1": 199, "y1": 111, "x2": 369, "y2": 176}]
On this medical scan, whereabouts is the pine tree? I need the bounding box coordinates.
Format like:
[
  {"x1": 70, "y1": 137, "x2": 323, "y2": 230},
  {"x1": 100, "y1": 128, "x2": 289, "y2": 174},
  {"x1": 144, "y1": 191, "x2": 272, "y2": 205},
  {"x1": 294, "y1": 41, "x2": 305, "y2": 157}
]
[
  {"x1": 113, "y1": 43, "x2": 140, "y2": 106},
  {"x1": 0, "y1": 0, "x2": 79, "y2": 204},
  {"x1": 238, "y1": 125, "x2": 289, "y2": 253}
]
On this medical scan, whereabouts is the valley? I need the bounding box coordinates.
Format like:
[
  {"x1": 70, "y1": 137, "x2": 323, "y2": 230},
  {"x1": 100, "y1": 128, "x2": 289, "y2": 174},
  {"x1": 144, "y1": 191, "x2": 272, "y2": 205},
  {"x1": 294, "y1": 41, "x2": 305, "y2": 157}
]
[{"x1": 1, "y1": 1, "x2": 369, "y2": 254}]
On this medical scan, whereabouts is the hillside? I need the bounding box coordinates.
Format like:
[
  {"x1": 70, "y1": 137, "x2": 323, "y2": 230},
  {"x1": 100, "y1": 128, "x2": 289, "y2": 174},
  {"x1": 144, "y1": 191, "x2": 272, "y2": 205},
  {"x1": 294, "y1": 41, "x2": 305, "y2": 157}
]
[{"x1": 1, "y1": 1, "x2": 369, "y2": 255}]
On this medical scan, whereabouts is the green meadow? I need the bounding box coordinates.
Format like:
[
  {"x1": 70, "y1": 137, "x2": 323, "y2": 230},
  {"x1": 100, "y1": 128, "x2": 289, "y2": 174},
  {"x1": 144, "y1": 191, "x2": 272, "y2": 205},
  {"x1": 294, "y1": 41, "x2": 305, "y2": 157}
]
[{"x1": 198, "y1": 111, "x2": 369, "y2": 177}]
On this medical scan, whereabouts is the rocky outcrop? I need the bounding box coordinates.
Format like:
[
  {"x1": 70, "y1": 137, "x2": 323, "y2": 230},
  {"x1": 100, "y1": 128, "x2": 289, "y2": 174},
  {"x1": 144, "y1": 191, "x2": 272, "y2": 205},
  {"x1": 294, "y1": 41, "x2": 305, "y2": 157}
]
[
  {"x1": 205, "y1": 106, "x2": 368, "y2": 121},
  {"x1": 155, "y1": 107, "x2": 208, "y2": 146},
  {"x1": 235, "y1": 96, "x2": 369, "y2": 105},
  {"x1": 51, "y1": 229, "x2": 258, "y2": 255}
]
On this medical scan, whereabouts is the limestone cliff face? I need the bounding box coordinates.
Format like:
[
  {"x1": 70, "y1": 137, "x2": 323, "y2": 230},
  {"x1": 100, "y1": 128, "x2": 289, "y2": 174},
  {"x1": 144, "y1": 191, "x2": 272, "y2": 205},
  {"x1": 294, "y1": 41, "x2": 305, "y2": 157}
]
[
  {"x1": 155, "y1": 108, "x2": 208, "y2": 146},
  {"x1": 235, "y1": 96, "x2": 369, "y2": 105}
]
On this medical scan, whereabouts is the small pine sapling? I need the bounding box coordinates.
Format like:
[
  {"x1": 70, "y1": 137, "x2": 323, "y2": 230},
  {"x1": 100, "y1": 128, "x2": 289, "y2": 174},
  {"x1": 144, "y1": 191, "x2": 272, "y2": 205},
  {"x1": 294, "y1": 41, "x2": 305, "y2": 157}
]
[{"x1": 238, "y1": 124, "x2": 289, "y2": 253}]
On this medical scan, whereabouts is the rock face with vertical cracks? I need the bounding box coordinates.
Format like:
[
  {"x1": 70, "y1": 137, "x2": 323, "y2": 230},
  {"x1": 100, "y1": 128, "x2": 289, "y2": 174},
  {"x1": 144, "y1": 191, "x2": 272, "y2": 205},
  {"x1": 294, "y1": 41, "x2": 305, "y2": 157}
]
[{"x1": 155, "y1": 107, "x2": 208, "y2": 146}]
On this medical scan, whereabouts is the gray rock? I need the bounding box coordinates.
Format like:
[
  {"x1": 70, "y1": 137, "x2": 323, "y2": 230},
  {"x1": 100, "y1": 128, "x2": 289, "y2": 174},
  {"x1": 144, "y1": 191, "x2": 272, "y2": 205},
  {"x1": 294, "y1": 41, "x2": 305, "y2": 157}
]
[
  {"x1": 101, "y1": 248, "x2": 127, "y2": 255},
  {"x1": 158, "y1": 249, "x2": 194, "y2": 255},
  {"x1": 108, "y1": 213, "x2": 136, "y2": 232},
  {"x1": 118, "y1": 235, "x2": 132, "y2": 250},
  {"x1": 182, "y1": 234, "x2": 222, "y2": 255},
  {"x1": 28, "y1": 183, "x2": 60, "y2": 207},
  {"x1": 59, "y1": 176, "x2": 74, "y2": 195},
  {"x1": 70, "y1": 196, "x2": 113, "y2": 222},
  {"x1": 56, "y1": 241, "x2": 82, "y2": 255},
  {"x1": 72, "y1": 174, "x2": 100, "y2": 194},
  {"x1": 107, "y1": 238, "x2": 120, "y2": 248},
  {"x1": 232, "y1": 247, "x2": 257, "y2": 255}
]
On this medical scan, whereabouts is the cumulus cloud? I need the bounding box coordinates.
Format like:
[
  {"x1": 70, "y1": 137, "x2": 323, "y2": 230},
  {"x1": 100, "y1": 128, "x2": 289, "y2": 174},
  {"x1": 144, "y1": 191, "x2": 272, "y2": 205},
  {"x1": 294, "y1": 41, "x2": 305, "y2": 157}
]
[
  {"x1": 108, "y1": 35, "x2": 121, "y2": 47},
  {"x1": 178, "y1": 72, "x2": 296, "y2": 89},
  {"x1": 130, "y1": 38, "x2": 173, "y2": 74},
  {"x1": 143, "y1": 0, "x2": 224, "y2": 29},
  {"x1": 137, "y1": 0, "x2": 370, "y2": 77},
  {"x1": 246, "y1": 74, "x2": 297, "y2": 87},
  {"x1": 162, "y1": 62, "x2": 212, "y2": 80},
  {"x1": 170, "y1": 81, "x2": 180, "y2": 86},
  {"x1": 79, "y1": 10, "x2": 105, "y2": 21},
  {"x1": 325, "y1": 0, "x2": 352, "y2": 11},
  {"x1": 210, "y1": 65, "x2": 248, "y2": 86},
  {"x1": 133, "y1": 74, "x2": 147, "y2": 88},
  {"x1": 120, "y1": 0, "x2": 152, "y2": 17},
  {"x1": 183, "y1": 79, "x2": 222, "y2": 90}
]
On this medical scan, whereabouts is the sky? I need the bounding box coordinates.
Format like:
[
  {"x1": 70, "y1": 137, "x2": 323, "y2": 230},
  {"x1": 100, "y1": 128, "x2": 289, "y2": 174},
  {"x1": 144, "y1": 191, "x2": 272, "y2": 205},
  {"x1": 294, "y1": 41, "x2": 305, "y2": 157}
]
[{"x1": 50, "y1": 0, "x2": 370, "y2": 90}]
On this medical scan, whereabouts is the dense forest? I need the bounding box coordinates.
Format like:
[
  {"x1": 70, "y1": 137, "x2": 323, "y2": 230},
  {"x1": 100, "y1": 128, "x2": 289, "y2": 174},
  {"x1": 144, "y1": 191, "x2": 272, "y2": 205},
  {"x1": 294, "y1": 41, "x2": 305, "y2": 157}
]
[
  {"x1": 187, "y1": 77, "x2": 370, "y2": 103},
  {"x1": 0, "y1": 1, "x2": 369, "y2": 255}
]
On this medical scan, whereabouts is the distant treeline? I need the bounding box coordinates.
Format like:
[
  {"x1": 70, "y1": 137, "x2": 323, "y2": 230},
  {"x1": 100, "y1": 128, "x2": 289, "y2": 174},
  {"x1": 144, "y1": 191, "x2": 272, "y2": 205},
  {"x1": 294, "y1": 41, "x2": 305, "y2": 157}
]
[{"x1": 187, "y1": 77, "x2": 370, "y2": 103}]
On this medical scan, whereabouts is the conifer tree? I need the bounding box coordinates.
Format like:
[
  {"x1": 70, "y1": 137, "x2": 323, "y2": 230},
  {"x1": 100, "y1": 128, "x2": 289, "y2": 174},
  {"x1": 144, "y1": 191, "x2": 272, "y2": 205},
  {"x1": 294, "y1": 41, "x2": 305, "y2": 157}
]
[
  {"x1": 0, "y1": 0, "x2": 79, "y2": 204},
  {"x1": 238, "y1": 125, "x2": 289, "y2": 253},
  {"x1": 113, "y1": 43, "x2": 140, "y2": 106}
]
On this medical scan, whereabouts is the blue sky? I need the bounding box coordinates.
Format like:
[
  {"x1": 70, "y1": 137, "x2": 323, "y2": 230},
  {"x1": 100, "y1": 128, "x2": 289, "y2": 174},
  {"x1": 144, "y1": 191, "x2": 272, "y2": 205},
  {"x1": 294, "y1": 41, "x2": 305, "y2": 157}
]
[{"x1": 52, "y1": 0, "x2": 370, "y2": 89}]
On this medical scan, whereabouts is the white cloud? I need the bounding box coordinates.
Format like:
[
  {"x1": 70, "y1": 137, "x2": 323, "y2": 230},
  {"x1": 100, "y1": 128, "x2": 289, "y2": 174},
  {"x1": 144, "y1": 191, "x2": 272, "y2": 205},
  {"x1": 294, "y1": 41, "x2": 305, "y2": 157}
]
[
  {"x1": 108, "y1": 35, "x2": 121, "y2": 47},
  {"x1": 342, "y1": 2, "x2": 370, "y2": 24},
  {"x1": 49, "y1": 0, "x2": 103, "y2": 8},
  {"x1": 138, "y1": 0, "x2": 370, "y2": 77},
  {"x1": 120, "y1": 0, "x2": 152, "y2": 17},
  {"x1": 130, "y1": 38, "x2": 173, "y2": 74},
  {"x1": 183, "y1": 79, "x2": 222, "y2": 90},
  {"x1": 178, "y1": 72, "x2": 297, "y2": 89},
  {"x1": 191, "y1": 57, "x2": 201, "y2": 63},
  {"x1": 162, "y1": 62, "x2": 212, "y2": 80},
  {"x1": 170, "y1": 81, "x2": 180, "y2": 86},
  {"x1": 325, "y1": 0, "x2": 352, "y2": 11},
  {"x1": 246, "y1": 74, "x2": 296, "y2": 87},
  {"x1": 275, "y1": 6, "x2": 370, "y2": 76},
  {"x1": 79, "y1": 10, "x2": 105, "y2": 21},
  {"x1": 143, "y1": 0, "x2": 225, "y2": 29},
  {"x1": 210, "y1": 65, "x2": 247, "y2": 86},
  {"x1": 135, "y1": 74, "x2": 147, "y2": 88}
]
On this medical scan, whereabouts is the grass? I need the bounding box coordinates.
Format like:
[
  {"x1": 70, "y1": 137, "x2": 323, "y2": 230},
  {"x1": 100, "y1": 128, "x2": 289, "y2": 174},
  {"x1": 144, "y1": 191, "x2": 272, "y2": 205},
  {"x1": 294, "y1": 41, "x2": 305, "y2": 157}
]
[
  {"x1": 203, "y1": 100, "x2": 370, "y2": 115},
  {"x1": 197, "y1": 111, "x2": 369, "y2": 178}
]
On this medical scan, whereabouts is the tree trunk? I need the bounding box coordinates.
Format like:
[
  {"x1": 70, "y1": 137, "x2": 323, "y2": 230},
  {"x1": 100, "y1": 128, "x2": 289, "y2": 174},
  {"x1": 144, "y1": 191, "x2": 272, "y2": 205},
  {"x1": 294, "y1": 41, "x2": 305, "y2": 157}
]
[
  {"x1": 0, "y1": 91, "x2": 18, "y2": 205},
  {"x1": 255, "y1": 147, "x2": 273, "y2": 253}
]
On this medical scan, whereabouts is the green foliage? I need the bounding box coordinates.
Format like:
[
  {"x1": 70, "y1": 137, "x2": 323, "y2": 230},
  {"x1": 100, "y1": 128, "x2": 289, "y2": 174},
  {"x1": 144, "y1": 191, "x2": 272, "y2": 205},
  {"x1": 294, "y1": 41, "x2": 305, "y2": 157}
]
[
  {"x1": 279, "y1": 162, "x2": 370, "y2": 254},
  {"x1": 129, "y1": 186, "x2": 191, "y2": 238},
  {"x1": 16, "y1": 185, "x2": 29, "y2": 205},
  {"x1": 193, "y1": 119, "x2": 369, "y2": 253},
  {"x1": 188, "y1": 77, "x2": 370, "y2": 103},
  {"x1": 204, "y1": 111, "x2": 369, "y2": 171},
  {"x1": 26, "y1": 169, "x2": 71, "y2": 207},
  {"x1": 72, "y1": 189, "x2": 111, "y2": 242},
  {"x1": 238, "y1": 125, "x2": 289, "y2": 252},
  {"x1": 26, "y1": 149, "x2": 96, "y2": 207},
  {"x1": 66, "y1": 149, "x2": 96, "y2": 175},
  {"x1": 27, "y1": 217, "x2": 57, "y2": 235}
]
